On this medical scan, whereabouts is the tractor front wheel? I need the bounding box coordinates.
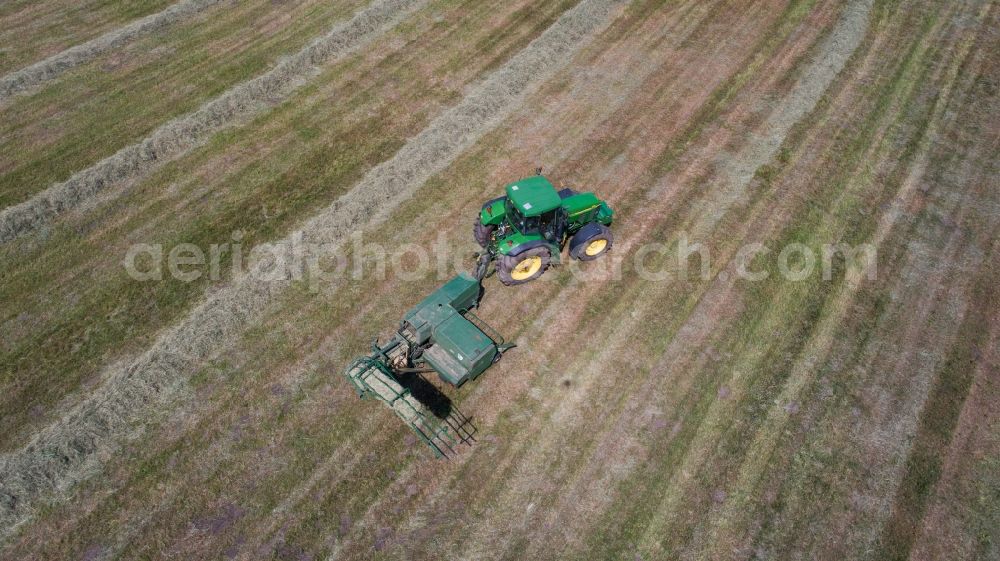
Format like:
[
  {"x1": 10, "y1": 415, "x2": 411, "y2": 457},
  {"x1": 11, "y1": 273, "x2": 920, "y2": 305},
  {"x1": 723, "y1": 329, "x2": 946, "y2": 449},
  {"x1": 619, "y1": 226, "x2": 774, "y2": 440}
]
[
  {"x1": 474, "y1": 219, "x2": 494, "y2": 248},
  {"x1": 570, "y1": 223, "x2": 613, "y2": 261},
  {"x1": 498, "y1": 247, "x2": 550, "y2": 285}
]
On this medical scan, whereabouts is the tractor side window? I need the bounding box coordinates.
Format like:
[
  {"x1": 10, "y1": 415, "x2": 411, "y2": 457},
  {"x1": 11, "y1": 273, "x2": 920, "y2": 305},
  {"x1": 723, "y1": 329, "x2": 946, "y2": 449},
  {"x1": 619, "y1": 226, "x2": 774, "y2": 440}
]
[
  {"x1": 539, "y1": 210, "x2": 562, "y2": 241},
  {"x1": 521, "y1": 215, "x2": 540, "y2": 234}
]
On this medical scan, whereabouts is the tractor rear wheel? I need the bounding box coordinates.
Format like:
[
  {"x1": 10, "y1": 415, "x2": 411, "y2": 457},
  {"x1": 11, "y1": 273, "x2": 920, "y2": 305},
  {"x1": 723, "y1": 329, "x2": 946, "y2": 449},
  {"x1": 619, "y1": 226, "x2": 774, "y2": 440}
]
[
  {"x1": 570, "y1": 223, "x2": 613, "y2": 261},
  {"x1": 474, "y1": 219, "x2": 494, "y2": 248},
  {"x1": 498, "y1": 247, "x2": 550, "y2": 285}
]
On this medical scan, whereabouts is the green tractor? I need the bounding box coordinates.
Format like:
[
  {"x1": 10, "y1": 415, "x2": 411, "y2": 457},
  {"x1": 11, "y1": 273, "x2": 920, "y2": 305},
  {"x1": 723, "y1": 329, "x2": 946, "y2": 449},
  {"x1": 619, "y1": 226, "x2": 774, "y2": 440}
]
[{"x1": 474, "y1": 173, "x2": 615, "y2": 284}]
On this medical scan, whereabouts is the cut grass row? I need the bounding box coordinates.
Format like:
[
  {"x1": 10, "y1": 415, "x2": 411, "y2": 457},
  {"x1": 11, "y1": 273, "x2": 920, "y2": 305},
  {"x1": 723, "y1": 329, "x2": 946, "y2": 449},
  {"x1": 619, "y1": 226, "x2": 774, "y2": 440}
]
[
  {"x1": 740, "y1": 5, "x2": 994, "y2": 557},
  {"x1": 681, "y1": 3, "x2": 993, "y2": 558},
  {"x1": 0, "y1": 0, "x2": 174, "y2": 74},
  {"x1": 879, "y1": 249, "x2": 999, "y2": 561},
  {"x1": 873, "y1": 11, "x2": 998, "y2": 557},
  {"x1": 698, "y1": 17, "x2": 982, "y2": 561},
  {"x1": 0, "y1": 0, "x2": 224, "y2": 101},
  {"x1": 0, "y1": 0, "x2": 369, "y2": 208}
]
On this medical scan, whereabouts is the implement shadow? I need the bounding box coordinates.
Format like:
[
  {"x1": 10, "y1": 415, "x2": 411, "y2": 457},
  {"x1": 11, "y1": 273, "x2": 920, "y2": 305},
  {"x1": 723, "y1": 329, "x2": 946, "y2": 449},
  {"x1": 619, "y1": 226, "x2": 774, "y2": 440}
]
[{"x1": 395, "y1": 371, "x2": 477, "y2": 447}]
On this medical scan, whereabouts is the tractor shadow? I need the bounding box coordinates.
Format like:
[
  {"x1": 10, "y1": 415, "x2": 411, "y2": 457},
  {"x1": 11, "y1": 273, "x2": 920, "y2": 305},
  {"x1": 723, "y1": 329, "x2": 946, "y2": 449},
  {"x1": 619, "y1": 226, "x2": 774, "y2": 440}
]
[{"x1": 395, "y1": 371, "x2": 478, "y2": 447}]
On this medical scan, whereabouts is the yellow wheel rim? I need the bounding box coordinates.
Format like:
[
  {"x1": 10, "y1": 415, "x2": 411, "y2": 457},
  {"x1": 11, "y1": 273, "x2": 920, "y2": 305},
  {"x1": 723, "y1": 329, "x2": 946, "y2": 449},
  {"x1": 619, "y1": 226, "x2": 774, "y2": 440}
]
[
  {"x1": 585, "y1": 238, "x2": 608, "y2": 256},
  {"x1": 510, "y1": 255, "x2": 542, "y2": 280}
]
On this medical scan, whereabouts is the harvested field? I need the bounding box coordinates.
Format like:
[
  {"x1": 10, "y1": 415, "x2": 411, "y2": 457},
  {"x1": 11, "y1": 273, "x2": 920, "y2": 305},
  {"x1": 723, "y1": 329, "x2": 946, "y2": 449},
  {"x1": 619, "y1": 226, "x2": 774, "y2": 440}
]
[{"x1": 0, "y1": 0, "x2": 997, "y2": 559}]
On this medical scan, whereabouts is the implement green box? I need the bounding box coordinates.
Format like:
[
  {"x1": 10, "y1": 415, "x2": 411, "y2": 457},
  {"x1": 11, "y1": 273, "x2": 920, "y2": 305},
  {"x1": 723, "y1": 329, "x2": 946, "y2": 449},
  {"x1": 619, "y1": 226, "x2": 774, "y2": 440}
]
[{"x1": 402, "y1": 274, "x2": 498, "y2": 386}]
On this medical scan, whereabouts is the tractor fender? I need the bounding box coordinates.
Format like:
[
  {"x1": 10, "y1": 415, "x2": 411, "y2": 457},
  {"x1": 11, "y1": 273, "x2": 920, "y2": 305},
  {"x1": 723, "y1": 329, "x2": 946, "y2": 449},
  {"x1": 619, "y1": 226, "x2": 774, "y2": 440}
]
[
  {"x1": 480, "y1": 196, "x2": 507, "y2": 226},
  {"x1": 507, "y1": 240, "x2": 549, "y2": 255},
  {"x1": 506, "y1": 240, "x2": 559, "y2": 263},
  {"x1": 481, "y1": 195, "x2": 506, "y2": 209}
]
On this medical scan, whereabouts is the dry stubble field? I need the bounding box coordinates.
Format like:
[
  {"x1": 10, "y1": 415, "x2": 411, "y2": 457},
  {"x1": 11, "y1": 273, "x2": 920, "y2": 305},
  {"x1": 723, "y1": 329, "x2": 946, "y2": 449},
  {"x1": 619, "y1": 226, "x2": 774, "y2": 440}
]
[{"x1": 0, "y1": 0, "x2": 997, "y2": 559}]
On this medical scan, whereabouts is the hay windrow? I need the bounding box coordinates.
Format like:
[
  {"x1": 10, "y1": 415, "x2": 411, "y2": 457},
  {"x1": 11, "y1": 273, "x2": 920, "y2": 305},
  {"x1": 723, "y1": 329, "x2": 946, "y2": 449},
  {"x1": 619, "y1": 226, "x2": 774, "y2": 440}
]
[
  {"x1": 0, "y1": 0, "x2": 626, "y2": 537},
  {"x1": 0, "y1": 0, "x2": 222, "y2": 101},
  {"x1": 0, "y1": 0, "x2": 428, "y2": 245}
]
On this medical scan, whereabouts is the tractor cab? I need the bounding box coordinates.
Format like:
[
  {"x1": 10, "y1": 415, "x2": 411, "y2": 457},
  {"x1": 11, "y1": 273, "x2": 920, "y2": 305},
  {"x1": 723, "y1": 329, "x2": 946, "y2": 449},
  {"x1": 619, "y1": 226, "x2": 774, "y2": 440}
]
[
  {"x1": 504, "y1": 176, "x2": 563, "y2": 233},
  {"x1": 475, "y1": 173, "x2": 615, "y2": 285}
]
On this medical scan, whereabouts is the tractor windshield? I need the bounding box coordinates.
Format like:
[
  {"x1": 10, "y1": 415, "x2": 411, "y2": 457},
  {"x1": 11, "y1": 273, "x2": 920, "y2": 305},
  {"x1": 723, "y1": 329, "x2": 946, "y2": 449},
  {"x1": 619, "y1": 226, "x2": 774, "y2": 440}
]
[{"x1": 506, "y1": 199, "x2": 540, "y2": 234}]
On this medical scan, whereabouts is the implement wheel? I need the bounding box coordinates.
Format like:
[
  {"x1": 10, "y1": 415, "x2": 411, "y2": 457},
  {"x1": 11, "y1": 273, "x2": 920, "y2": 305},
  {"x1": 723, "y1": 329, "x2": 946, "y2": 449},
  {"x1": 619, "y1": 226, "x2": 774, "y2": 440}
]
[
  {"x1": 498, "y1": 247, "x2": 550, "y2": 285},
  {"x1": 570, "y1": 223, "x2": 613, "y2": 261}
]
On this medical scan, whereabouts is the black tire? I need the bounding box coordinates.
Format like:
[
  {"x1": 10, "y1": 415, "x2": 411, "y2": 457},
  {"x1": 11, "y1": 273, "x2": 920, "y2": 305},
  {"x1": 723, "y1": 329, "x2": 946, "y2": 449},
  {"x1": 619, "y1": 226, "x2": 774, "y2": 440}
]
[
  {"x1": 497, "y1": 246, "x2": 551, "y2": 285},
  {"x1": 474, "y1": 219, "x2": 494, "y2": 248},
  {"x1": 569, "y1": 223, "x2": 613, "y2": 261}
]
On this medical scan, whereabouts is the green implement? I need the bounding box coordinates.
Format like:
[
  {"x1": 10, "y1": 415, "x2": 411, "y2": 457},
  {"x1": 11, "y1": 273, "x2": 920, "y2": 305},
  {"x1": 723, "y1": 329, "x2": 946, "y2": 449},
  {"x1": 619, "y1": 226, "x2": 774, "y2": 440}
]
[{"x1": 342, "y1": 273, "x2": 513, "y2": 458}]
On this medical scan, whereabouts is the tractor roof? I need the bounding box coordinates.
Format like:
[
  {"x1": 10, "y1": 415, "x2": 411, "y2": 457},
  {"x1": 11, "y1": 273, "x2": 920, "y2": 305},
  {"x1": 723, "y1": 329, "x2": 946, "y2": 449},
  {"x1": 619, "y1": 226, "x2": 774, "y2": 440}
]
[{"x1": 504, "y1": 176, "x2": 562, "y2": 217}]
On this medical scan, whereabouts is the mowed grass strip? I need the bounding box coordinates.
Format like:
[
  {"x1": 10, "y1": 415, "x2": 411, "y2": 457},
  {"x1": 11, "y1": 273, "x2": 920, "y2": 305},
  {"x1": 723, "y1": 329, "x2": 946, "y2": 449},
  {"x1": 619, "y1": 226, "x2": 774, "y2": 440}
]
[
  {"x1": 872, "y1": 12, "x2": 999, "y2": 558},
  {"x1": 695, "y1": 9, "x2": 987, "y2": 558},
  {"x1": 905, "y1": 249, "x2": 1000, "y2": 561},
  {"x1": 570, "y1": 0, "x2": 971, "y2": 557},
  {"x1": 0, "y1": 0, "x2": 174, "y2": 74},
  {"x1": 0, "y1": 0, "x2": 225, "y2": 101},
  {"x1": 901, "y1": 37, "x2": 1000, "y2": 556},
  {"x1": 736, "y1": 4, "x2": 996, "y2": 557},
  {"x1": 878, "y1": 255, "x2": 1000, "y2": 560},
  {"x1": 0, "y1": 0, "x2": 368, "y2": 208},
  {"x1": 633, "y1": 2, "x2": 993, "y2": 558}
]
